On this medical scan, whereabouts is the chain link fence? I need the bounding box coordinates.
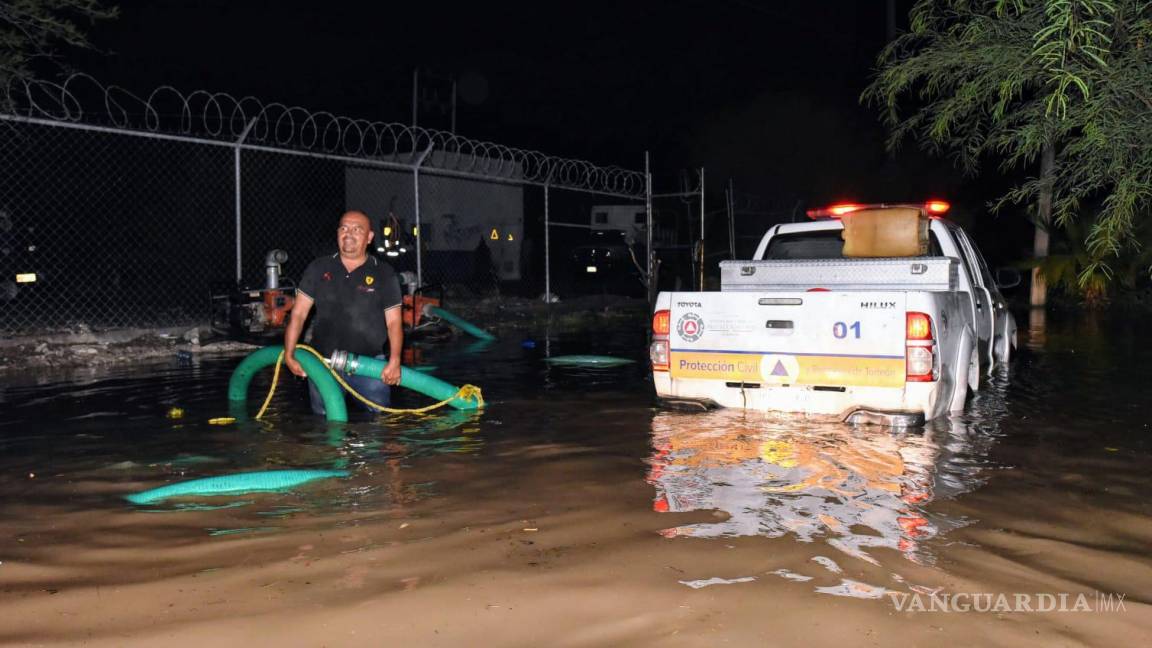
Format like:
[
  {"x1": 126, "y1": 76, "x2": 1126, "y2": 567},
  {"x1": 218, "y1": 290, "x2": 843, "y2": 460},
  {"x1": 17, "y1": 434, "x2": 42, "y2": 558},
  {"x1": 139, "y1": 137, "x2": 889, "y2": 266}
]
[
  {"x1": 0, "y1": 75, "x2": 650, "y2": 334},
  {"x1": 645, "y1": 172, "x2": 801, "y2": 296},
  {"x1": 0, "y1": 120, "x2": 235, "y2": 330},
  {"x1": 724, "y1": 186, "x2": 803, "y2": 259},
  {"x1": 649, "y1": 169, "x2": 705, "y2": 296}
]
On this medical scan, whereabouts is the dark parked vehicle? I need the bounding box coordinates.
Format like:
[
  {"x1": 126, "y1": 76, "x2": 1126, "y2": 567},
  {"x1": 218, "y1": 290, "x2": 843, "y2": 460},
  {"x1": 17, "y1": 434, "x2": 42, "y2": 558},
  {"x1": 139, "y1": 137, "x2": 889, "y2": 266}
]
[{"x1": 568, "y1": 229, "x2": 647, "y2": 297}]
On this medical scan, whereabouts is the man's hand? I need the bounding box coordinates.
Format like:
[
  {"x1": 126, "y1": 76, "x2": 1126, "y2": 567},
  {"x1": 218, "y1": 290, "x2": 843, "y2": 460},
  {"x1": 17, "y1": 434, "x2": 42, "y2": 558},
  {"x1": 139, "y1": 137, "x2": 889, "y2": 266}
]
[
  {"x1": 283, "y1": 293, "x2": 314, "y2": 380},
  {"x1": 382, "y1": 359, "x2": 401, "y2": 386},
  {"x1": 285, "y1": 354, "x2": 307, "y2": 378}
]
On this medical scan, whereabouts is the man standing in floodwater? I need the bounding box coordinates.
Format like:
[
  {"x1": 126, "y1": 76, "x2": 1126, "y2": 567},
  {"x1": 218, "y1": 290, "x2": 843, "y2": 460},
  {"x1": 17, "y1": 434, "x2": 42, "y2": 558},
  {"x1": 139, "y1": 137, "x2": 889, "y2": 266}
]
[{"x1": 284, "y1": 210, "x2": 403, "y2": 414}]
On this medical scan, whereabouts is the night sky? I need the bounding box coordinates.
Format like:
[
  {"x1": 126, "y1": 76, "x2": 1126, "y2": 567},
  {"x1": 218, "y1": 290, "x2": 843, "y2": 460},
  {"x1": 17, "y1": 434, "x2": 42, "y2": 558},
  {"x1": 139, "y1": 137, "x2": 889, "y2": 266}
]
[{"x1": 67, "y1": 0, "x2": 1031, "y2": 261}]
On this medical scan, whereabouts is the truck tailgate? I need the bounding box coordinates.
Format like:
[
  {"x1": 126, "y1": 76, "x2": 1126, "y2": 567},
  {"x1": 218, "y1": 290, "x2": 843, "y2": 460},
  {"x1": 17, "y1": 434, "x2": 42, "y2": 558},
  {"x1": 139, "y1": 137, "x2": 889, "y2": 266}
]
[{"x1": 668, "y1": 291, "x2": 907, "y2": 388}]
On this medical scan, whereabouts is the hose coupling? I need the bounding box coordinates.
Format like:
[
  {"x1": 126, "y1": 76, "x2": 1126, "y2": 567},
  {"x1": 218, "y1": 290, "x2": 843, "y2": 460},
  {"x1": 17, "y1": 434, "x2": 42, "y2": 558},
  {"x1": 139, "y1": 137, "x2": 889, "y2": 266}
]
[{"x1": 328, "y1": 349, "x2": 362, "y2": 374}]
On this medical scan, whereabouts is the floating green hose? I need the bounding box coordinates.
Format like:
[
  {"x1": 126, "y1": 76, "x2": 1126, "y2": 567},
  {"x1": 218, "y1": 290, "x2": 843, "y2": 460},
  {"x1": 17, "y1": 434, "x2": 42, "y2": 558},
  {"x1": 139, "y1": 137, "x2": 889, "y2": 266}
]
[
  {"x1": 125, "y1": 469, "x2": 349, "y2": 504},
  {"x1": 460, "y1": 338, "x2": 495, "y2": 355},
  {"x1": 426, "y1": 305, "x2": 496, "y2": 341},
  {"x1": 544, "y1": 354, "x2": 636, "y2": 367},
  {"x1": 228, "y1": 345, "x2": 348, "y2": 421}
]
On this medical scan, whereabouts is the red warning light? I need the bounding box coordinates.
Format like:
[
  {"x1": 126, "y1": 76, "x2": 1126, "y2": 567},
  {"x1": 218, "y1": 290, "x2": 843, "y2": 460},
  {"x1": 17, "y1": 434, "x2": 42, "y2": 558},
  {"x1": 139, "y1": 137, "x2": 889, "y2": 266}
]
[{"x1": 924, "y1": 200, "x2": 951, "y2": 215}]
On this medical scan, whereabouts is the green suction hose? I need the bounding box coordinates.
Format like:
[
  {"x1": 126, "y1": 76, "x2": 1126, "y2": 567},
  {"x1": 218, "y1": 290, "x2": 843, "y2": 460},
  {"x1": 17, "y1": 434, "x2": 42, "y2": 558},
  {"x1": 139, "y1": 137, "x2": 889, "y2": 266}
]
[
  {"x1": 426, "y1": 305, "x2": 496, "y2": 341},
  {"x1": 228, "y1": 345, "x2": 348, "y2": 422},
  {"x1": 329, "y1": 350, "x2": 483, "y2": 410},
  {"x1": 228, "y1": 345, "x2": 483, "y2": 422}
]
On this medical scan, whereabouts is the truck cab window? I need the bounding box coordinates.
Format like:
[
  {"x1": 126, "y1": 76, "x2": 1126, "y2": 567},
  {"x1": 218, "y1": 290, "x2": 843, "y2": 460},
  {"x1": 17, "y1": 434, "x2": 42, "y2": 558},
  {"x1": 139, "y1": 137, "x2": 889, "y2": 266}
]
[
  {"x1": 763, "y1": 229, "x2": 944, "y2": 260},
  {"x1": 964, "y1": 232, "x2": 998, "y2": 291}
]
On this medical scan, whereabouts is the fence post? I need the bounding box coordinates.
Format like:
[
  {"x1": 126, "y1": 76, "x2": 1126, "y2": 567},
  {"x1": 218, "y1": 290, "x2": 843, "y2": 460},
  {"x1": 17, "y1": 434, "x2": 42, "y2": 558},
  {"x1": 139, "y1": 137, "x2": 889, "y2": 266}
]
[
  {"x1": 234, "y1": 118, "x2": 257, "y2": 283},
  {"x1": 645, "y1": 151, "x2": 653, "y2": 304},
  {"x1": 727, "y1": 178, "x2": 736, "y2": 259},
  {"x1": 412, "y1": 143, "x2": 434, "y2": 287},
  {"x1": 544, "y1": 180, "x2": 552, "y2": 302},
  {"x1": 698, "y1": 167, "x2": 705, "y2": 291}
]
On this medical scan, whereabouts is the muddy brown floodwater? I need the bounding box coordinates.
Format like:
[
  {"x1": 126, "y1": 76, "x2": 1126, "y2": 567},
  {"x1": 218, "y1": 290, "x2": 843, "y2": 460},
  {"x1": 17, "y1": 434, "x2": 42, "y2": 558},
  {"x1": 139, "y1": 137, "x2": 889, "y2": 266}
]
[{"x1": 0, "y1": 314, "x2": 1149, "y2": 646}]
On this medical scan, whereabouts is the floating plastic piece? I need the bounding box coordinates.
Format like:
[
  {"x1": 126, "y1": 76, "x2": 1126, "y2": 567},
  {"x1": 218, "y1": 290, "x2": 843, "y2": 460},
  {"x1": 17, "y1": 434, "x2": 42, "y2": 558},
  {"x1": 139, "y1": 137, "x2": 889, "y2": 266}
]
[
  {"x1": 166, "y1": 407, "x2": 184, "y2": 419},
  {"x1": 679, "y1": 576, "x2": 757, "y2": 589},
  {"x1": 166, "y1": 454, "x2": 227, "y2": 466},
  {"x1": 544, "y1": 355, "x2": 636, "y2": 367},
  {"x1": 207, "y1": 527, "x2": 278, "y2": 537},
  {"x1": 125, "y1": 469, "x2": 349, "y2": 504},
  {"x1": 208, "y1": 417, "x2": 236, "y2": 425}
]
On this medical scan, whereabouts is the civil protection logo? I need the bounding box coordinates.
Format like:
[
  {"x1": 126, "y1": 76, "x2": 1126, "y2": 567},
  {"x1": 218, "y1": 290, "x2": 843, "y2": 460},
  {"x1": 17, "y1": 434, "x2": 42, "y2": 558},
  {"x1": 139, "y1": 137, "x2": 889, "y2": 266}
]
[
  {"x1": 677, "y1": 312, "x2": 705, "y2": 342},
  {"x1": 365, "y1": 275, "x2": 374, "y2": 285}
]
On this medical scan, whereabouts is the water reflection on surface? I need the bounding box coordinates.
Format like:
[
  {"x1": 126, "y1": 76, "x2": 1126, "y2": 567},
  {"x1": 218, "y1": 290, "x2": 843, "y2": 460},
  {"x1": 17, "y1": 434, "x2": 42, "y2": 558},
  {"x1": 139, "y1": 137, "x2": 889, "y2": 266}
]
[
  {"x1": 646, "y1": 382, "x2": 1009, "y2": 568},
  {"x1": 2, "y1": 313, "x2": 1152, "y2": 644}
]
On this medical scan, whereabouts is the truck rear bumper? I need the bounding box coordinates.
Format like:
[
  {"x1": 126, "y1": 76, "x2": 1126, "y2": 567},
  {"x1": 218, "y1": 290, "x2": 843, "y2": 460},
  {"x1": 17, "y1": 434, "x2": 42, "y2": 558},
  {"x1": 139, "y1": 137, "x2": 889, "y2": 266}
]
[{"x1": 653, "y1": 373, "x2": 942, "y2": 425}]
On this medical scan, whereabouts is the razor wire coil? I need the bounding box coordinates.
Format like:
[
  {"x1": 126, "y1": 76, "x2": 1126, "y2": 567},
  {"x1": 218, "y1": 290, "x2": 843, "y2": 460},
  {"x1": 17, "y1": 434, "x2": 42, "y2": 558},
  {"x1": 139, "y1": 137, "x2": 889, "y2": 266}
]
[{"x1": 3, "y1": 75, "x2": 645, "y2": 197}]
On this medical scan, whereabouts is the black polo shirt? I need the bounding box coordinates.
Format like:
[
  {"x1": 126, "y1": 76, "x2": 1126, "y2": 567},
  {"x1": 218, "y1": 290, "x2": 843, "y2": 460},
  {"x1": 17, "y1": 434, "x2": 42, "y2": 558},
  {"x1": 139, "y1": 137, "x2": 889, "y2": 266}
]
[{"x1": 297, "y1": 253, "x2": 402, "y2": 358}]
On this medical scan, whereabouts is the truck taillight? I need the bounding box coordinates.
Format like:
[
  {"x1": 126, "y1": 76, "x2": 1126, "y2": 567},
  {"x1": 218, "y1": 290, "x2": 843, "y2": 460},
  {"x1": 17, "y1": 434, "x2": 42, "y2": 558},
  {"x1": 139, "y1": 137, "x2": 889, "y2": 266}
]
[
  {"x1": 906, "y1": 312, "x2": 932, "y2": 340},
  {"x1": 650, "y1": 339, "x2": 669, "y2": 371},
  {"x1": 906, "y1": 311, "x2": 936, "y2": 382},
  {"x1": 652, "y1": 309, "x2": 670, "y2": 336},
  {"x1": 651, "y1": 309, "x2": 670, "y2": 371}
]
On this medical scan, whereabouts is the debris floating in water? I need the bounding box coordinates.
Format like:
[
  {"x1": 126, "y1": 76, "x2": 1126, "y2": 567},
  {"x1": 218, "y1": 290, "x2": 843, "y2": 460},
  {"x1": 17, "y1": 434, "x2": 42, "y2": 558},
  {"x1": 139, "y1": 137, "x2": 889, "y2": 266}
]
[
  {"x1": 208, "y1": 417, "x2": 236, "y2": 425},
  {"x1": 769, "y1": 569, "x2": 814, "y2": 583},
  {"x1": 543, "y1": 355, "x2": 635, "y2": 367},
  {"x1": 679, "y1": 576, "x2": 756, "y2": 589},
  {"x1": 811, "y1": 555, "x2": 843, "y2": 574},
  {"x1": 207, "y1": 527, "x2": 277, "y2": 537},
  {"x1": 814, "y1": 579, "x2": 889, "y2": 599},
  {"x1": 166, "y1": 407, "x2": 184, "y2": 419}
]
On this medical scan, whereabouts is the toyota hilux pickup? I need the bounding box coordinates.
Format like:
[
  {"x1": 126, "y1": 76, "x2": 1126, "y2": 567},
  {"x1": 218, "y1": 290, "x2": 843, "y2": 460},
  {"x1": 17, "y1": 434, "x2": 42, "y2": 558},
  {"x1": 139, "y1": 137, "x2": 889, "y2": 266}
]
[{"x1": 649, "y1": 201, "x2": 1017, "y2": 426}]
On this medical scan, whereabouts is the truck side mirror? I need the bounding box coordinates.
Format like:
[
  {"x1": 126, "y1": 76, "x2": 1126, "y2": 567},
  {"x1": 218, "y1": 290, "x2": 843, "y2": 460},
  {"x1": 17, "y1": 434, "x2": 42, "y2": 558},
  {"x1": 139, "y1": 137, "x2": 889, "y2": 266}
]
[{"x1": 995, "y1": 267, "x2": 1021, "y2": 289}]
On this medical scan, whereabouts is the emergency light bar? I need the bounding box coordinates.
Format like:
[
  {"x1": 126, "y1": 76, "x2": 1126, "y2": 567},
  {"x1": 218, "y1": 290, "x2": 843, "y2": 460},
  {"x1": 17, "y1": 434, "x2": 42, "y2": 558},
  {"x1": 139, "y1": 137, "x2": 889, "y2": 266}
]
[{"x1": 806, "y1": 200, "x2": 951, "y2": 220}]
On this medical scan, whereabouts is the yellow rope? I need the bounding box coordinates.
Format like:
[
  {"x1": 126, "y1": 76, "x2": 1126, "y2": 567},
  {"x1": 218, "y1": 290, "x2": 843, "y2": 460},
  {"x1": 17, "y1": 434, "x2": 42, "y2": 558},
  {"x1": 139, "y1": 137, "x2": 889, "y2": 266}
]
[
  {"x1": 254, "y1": 344, "x2": 483, "y2": 419},
  {"x1": 254, "y1": 350, "x2": 284, "y2": 419}
]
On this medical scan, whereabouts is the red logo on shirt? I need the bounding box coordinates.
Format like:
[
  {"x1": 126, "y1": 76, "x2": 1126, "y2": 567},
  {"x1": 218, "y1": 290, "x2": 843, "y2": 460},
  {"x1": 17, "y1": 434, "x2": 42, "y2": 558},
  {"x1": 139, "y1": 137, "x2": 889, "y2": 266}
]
[{"x1": 322, "y1": 272, "x2": 333, "y2": 281}]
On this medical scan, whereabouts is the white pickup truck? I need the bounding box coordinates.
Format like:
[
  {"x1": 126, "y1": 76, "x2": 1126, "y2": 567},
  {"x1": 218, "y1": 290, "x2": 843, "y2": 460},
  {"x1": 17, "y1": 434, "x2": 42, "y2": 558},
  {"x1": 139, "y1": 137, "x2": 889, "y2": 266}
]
[{"x1": 649, "y1": 202, "x2": 1018, "y2": 426}]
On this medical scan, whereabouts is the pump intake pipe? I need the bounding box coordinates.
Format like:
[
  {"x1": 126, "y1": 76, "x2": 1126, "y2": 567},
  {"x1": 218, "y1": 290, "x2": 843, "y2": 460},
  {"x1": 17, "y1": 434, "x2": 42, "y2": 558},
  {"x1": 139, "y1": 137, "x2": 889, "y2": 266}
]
[
  {"x1": 424, "y1": 305, "x2": 496, "y2": 341},
  {"x1": 265, "y1": 249, "x2": 288, "y2": 289}
]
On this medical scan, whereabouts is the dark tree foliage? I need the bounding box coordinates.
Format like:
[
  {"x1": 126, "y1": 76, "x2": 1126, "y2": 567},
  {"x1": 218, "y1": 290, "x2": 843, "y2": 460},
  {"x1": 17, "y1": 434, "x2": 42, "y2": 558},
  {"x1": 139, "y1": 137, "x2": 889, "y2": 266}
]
[
  {"x1": 0, "y1": 0, "x2": 117, "y2": 93},
  {"x1": 864, "y1": 0, "x2": 1152, "y2": 286}
]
